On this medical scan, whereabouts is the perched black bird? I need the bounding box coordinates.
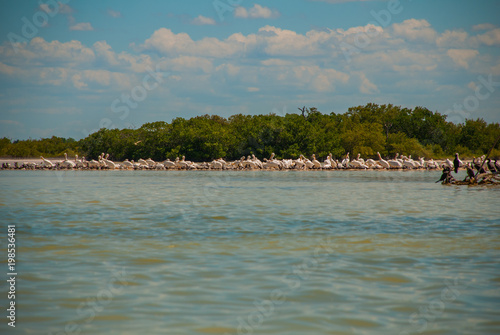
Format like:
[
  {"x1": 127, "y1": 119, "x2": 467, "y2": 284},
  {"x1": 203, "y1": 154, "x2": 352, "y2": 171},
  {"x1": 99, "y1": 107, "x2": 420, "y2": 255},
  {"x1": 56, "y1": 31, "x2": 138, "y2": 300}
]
[
  {"x1": 472, "y1": 157, "x2": 480, "y2": 170},
  {"x1": 495, "y1": 159, "x2": 500, "y2": 173},
  {"x1": 436, "y1": 167, "x2": 452, "y2": 183},
  {"x1": 453, "y1": 153, "x2": 461, "y2": 173},
  {"x1": 464, "y1": 163, "x2": 475, "y2": 182},
  {"x1": 487, "y1": 158, "x2": 497, "y2": 173},
  {"x1": 473, "y1": 157, "x2": 487, "y2": 174}
]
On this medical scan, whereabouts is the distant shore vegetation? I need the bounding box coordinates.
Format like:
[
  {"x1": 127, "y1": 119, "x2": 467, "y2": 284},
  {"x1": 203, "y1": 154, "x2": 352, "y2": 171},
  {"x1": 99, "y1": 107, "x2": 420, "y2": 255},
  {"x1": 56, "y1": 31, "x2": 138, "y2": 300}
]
[{"x1": 2, "y1": 104, "x2": 499, "y2": 161}]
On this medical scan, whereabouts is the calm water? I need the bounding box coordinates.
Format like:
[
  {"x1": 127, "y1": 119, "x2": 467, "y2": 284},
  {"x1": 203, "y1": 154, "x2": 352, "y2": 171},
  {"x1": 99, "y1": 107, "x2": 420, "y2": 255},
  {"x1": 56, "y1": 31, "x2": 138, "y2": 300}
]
[{"x1": 0, "y1": 170, "x2": 499, "y2": 335}]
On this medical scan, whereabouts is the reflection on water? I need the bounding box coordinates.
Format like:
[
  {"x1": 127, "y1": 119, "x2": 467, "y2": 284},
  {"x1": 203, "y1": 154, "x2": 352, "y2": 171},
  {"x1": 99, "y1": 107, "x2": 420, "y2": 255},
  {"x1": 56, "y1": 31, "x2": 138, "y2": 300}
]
[{"x1": 0, "y1": 170, "x2": 499, "y2": 334}]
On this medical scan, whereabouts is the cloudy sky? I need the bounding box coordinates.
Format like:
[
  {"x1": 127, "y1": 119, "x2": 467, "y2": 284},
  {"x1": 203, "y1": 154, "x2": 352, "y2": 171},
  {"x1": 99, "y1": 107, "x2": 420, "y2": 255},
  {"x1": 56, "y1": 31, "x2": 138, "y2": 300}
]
[{"x1": 1, "y1": 0, "x2": 499, "y2": 140}]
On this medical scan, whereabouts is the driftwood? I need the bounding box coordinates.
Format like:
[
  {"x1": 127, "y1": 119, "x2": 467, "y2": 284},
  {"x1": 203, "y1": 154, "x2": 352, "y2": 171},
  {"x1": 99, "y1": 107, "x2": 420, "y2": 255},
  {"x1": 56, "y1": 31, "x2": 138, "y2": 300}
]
[
  {"x1": 474, "y1": 134, "x2": 500, "y2": 178},
  {"x1": 442, "y1": 172, "x2": 499, "y2": 186}
]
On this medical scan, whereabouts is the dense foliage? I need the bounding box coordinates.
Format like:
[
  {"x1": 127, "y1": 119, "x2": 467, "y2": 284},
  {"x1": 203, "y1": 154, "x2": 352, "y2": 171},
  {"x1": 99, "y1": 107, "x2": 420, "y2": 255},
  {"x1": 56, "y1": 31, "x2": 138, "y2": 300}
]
[
  {"x1": 2, "y1": 104, "x2": 499, "y2": 160},
  {"x1": 0, "y1": 136, "x2": 79, "y2": 158}
]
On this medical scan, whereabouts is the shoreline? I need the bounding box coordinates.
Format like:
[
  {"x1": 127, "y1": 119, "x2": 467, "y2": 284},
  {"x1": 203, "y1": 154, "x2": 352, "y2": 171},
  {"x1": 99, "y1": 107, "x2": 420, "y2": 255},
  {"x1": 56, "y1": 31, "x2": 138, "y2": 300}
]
[{"x1": 0, "y1": 157, "x2": 473, "y2": 172}]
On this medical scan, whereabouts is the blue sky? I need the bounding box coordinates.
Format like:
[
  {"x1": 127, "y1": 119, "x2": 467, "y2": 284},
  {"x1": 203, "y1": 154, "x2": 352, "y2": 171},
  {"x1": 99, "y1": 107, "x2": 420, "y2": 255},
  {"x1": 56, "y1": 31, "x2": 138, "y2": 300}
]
[{"x1": 0, "y1": 0, "x2": 499, "y2": 140}]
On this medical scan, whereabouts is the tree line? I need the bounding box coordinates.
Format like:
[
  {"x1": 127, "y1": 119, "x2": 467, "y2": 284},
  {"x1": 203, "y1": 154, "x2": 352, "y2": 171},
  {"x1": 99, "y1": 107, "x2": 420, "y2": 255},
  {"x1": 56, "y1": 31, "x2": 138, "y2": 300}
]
[{"x1": 1, "y1": 103, "x2": 499, "y2": 161}]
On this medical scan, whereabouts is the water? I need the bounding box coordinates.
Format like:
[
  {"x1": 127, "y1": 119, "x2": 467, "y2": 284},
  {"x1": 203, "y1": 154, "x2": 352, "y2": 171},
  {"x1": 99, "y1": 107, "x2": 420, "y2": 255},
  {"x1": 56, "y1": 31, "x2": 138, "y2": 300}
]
[{"x1": 0, "y1": 170, "x2": 499, "y2": 335}]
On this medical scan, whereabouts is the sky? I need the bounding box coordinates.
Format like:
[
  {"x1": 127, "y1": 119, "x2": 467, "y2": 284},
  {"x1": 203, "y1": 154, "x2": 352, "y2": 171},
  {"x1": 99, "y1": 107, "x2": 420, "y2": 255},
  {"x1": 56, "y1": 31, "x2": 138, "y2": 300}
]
[{"x1": 0, "y1": 0, "x2": 499, "y2": 140}]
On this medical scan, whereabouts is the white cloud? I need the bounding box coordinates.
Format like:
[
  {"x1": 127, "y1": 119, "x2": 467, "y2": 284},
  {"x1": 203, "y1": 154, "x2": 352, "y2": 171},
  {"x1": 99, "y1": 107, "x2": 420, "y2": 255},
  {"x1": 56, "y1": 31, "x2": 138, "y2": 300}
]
[
  {"x1": 436, "y1": 30, "x2": 468, "y2": 48},
  {"x1": 58, "y1": 2, "x2": 73, "y2": 14},
  {"x1": 446, "y1": 49, "x2": 479, "y2": 69},
  {"x1": 138, "y1": 25, "x2": 344, "y2": 58},
  {"x1": 392, "y1": 19, "x2": 437, "y2": 43},
  {"x1": 358, "y1": 72, "x2": 378, "y2": 94},
  {"x1": 68, "y1": 69, "x2": 132, "y2": 90},
  {"x1": 82, "y1": 69, "x2": 112, "y2": 86},
  {"x1": 138, "y1": 28, "x2": 245, "y2": 57},
  {"x1": 94, "y1": 40, "x2": 119, "y2": 66},
  {"x1": 108, "y1": 9, "x2": 122, "y2": 18},
  {"x1": 168, "y1": 56, "x2": 214, "y2": 73},
  {"x1": 472, "y1": 23, "x2": 496, "y2": 31},
  {"x1": 234, "y1": 4, "x2": 279, "y2": 19},
  {"x1": 259, "y1": 25, "x2": 337, "y2": 56},
  {"x1": 216, "y1": 63, "x2": 240, "y2": 76},
  {"x1": 39, "y1": 67, "x2": 69, "y2": 86},
  {"x1": 94, "y1": 40, "x2": 154, "y2": 72},
  {"x1": 474, "y1": 28, "x2": 500, "y2": 46},
  {"x1": 0, "y1": 37, "x2": 96, "y2": 66},
  {"x1": 71, "y1": 73, "x2": 87, "y2": 89},
  {"x1": 70, "y1": 22, "x2": 94, "y2": 31},
  {"x1": 0, "y1": 61, "x2": 16, "y2": 76},
  {"x1": 261, "y1": 59, "x2": 293, "y2": 67},
  {"x1": 39, "y1": 2, "x2": 94, "y2": 32},
  {"x1": 191, "y1": 15, "x2": 216, "y2": 25},
  {"x1": 0, "y1": 120, "x2": 22, "y2": 126},
  {"x1": 1, "y1": 18, "x2": 497, "y2": 121},
  {"x1": 291, "y1": 65, "x2": 349, "y2": 92}
]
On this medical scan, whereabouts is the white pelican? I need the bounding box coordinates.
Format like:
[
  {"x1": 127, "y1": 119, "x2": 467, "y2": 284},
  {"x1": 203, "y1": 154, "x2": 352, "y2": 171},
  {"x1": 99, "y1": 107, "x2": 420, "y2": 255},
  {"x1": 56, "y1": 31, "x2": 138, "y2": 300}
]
[
  {"x1": 356, "y1": 153, "x2": 365, "y2": 164},
  {"x1": 88, "y1": 156, "x2": 99, "y2": 169},
  {"x1": 442, "y1": 158, "x2": 453, "y2": 169},
  {"x1": 388, "y1": 153, "x2": 403, "y2": 168},
  {"x1": 311, "y1": 154, "x2": 321, "y2": 169},
  {"x1": 293, "y1": 157, "x2": 306, "y2": 169},
  {"x1": 154, "y1": 163, "x2": 166, "y2": 170},
  {"x1": 137, "y1": 158, "x2": 149, "y2": 167},
  {"x1": 175, "y1": 156, "x2": 189, "y2": 169},
  {"x1": 210, "y1": 159, "x2": 223, "y2": 170},
  {"x1": 131, "y1": 160, "x2": 142, "y2": 169},
  {"x1": 328, "y1": 154, "x2": 338, "y2": 168},
  {"x1": 349, "y1": 159, "x2": 368, "y2": 169},
  {"x1": 269, "y1": 153, "x2": 282, "y2": 169},
  {"x1": 75, "y1": 155, "x2": 87, "y2": 168},
  {"x1": 425, "y1": 159, "x2": 439, "y2": 169},
  {"x1": 98, "y1": 154, "x2": 107, "y2": 168},
  {"x1": 412, "y1": 158, "x2": 422, "y2": 169},
  {"x1": 303, "y1": 155, "x2": 314, "y2": 169},
  {"x1": 251, "y1": 155, "x2": 263, "y2": 168},
  {"x1": 281, "y1": 159, "x2": 293, "y2": 169},
  {"x1": 163, "y1": 159, "x2": 176, "y2": 169},
  {"x1": 323, "y1": 154, "x2": 332, "y2": 169},
  {"x1": 263, "y1": 158, "x2": 281, "y2": 170},
  {"x1": 60, "y1": 153, "x2": 76, "y2": 168},
  {"x1": 121, "y1": 159, "x2": 134, "y2": 169},
  {"x1": 40, "y1": 156, "x2": 54, "y2": 168},
  {"x1": 101, "y1": 154, "x2": 116, "y2": 169},
  {"x1": 341, "y1": 153, "x2": 350, "y2": 166},
  {"x1": 376, "y1": 152, "x2": 390, "y2": 169},
  {"x1": 366, "y1": 158, "x2": 380, "y2": 168},
  {"x1": 246, "y1": 156, "x2": 257, "y2": 169},
  {"x1": 239, "y1": 156, "x2": 249, "y2": 169},
  {"x1": 402, "y1": 158, "x2": 416, "y2": 169}
]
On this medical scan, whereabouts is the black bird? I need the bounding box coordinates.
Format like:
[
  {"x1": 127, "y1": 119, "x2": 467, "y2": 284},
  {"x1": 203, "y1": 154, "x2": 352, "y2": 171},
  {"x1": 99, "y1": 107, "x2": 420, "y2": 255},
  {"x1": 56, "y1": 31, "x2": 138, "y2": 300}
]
[
  {"x1": 473, "y1": 157, "x2": 487, "y2": 174},
  {"x1": 464, "y1": 163, "x2": 475, "y2": 182},
  {"x1": 453, "y1": 153, "x2": 461, "y2": 173},
  {"x1": 487, "y1": 158, "x2": 497, "y2": 173},
  {"x1": 472, "y1": 157, "x2": 479, "y2": 170},
  {"x1": 436, "y1": 167, "x2": 452, "y2": 183},
  {"x1": 495, "y1": 159, "x2": 500, "y2": 172}
]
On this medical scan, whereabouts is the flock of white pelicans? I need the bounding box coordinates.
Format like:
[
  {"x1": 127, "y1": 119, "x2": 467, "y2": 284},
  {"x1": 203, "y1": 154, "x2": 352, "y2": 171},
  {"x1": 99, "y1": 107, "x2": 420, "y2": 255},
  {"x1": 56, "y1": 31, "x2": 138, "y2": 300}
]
[{"x1": 0, "y1": 152, "x2": 470, "y2": 171}]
